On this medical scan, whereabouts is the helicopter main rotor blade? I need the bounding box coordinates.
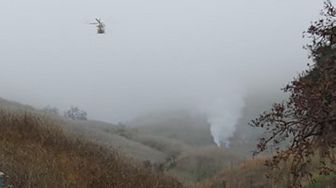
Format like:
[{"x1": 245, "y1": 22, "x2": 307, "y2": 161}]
[{"x1": 95, "y1": 18, "x2": 101, "y2": 23}]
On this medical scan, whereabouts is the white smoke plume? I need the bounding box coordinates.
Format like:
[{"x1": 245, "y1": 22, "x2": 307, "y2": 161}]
[
  {"x1": 190, "y1": 78, "x2": 246, "y2": 148},
  {"x1": 206, "y1": 96, "x2": 245, "y2": 147}
]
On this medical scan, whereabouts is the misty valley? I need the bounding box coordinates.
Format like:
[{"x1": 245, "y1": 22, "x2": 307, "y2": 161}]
[
  {"x1": 1, "y1": 0, "x2": 336, "y2": 188},
  {"x1": 0, "y1": 90, "x2": 284, "y2": 187}
]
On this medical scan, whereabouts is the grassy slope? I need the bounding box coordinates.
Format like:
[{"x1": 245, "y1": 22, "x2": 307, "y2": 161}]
[
  {"x1": 202, "y1": 157, "x2": 274, "y2": 188},
  {"x1": 125, "y1": 111, "x2": 245, "y2": 183},
  {"x1": 60, "y1": 109, "x2": 243, "y2": 184},
  {"x1": 0, "y1": 99, "x2": 182, "y2": 188},
  {"x1": 63, "y1": 119, "x2": 167, "y2": 163},
  {"x1": 5, "y1": 97, "x2": 314, "y2": 187},
  {"x1": 203, "y1": 157, "x2": 336, "y2": 188},
  {"x1": 171, "y1": 147, "x2": 242, "y2": 183},
  {"x1": 128, "y1": 110, "x2": 214, "y2": 147}
]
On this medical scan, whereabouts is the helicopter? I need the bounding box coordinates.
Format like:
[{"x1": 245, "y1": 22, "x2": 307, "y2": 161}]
[{"x1": 90, "y1": 18, "x2": 106, "y2": 34}]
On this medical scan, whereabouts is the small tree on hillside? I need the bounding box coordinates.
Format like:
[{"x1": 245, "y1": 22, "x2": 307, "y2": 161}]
[
  {"x1": 250, "y1": 1, "x2": 336, "y2": 187},
  {"x1": 64, "y1": 106, "x2": 88, "y2": 120}
]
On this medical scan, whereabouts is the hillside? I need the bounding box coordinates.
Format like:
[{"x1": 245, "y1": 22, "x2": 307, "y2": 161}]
[
  {"x1": 229, "y1": 89, "x2": 285, "y2": 157},
  {"x1": 201, "y1": 156, "x2": 336, "y2": 188},
  {"x1": 0, "y1": 98, "x2": 243, "y2": 187},
  {"x1": 125, "y1": 110, "x2": 244, "y2": 183},
  {"x1": 62, "y1": 119, "x2": 168, "y2": 163},
  {"x1": 128, "y1": 110, "x2": 215, "y2": 147},
  {"x1": 4, "y1": 95, "x2": 320, "y2": 187},
  {"x1": 171, "y1": 146, "x2": 242, "y2": 183},
  {"x1": 0, "y1": 99, "x2": 182, "y2": 188}
]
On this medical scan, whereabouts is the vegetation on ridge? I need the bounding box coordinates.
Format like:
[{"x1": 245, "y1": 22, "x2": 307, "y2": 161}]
[
  {"x1": 0, "y1": 105, "x2": 182, "y2": 188},
  {"x1": 251, "y1": 1, "x2": 336, "y2": 186}
]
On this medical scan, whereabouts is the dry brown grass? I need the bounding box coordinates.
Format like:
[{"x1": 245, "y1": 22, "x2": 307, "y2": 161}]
[
  {"x1": 0, "y1": 107, "x2": 183, "y2": 188},
  {"x1": 196, "y1": 156, "x2": 300, "y2": 188},
  {"x1": 169, "y1": 146, "x2": 241, "y2": 183},
  {"x1": 196, "y1": 154, "x2": 336, "y2": 188},
  {"x1": 193, "y1": 156, "x2": 272, "y2": 188}
]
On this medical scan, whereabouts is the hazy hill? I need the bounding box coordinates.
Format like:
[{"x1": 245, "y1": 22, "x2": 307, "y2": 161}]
[
  {"x1": 2, "y1": 95, "x2": 304, "y2": 187},
  {"x1": 171, "y1": 146, "x2": 242, "y2": 183},
  {"x1": 63, "y1": 109, "x2": 245, "y2": 184},
  {"x1": 60, "y1": 110, "x2": 217, "y2": 163},
  {"x1": 62, "y1": 119, "x2": 168, "y2": 163},
  {"x1": 229, "y1": 89, "x2": 286, "y2": 156},
  {"x1": 128, "y1": 110, "x2": 215, "y2": 147},
  {"x1": 0, "y1": 98, "x2": 182, "y2": 188}
]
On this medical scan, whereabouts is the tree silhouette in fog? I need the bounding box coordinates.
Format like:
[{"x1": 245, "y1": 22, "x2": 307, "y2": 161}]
[
  {"x1": 64, "y1": 106, "x2": 88, "y2": 120},
  {"x1": 251, "y1": 1, "x2": 336, "y2": 186}
]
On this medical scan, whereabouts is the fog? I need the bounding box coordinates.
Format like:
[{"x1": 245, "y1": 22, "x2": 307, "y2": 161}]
[{"x1": 0, "y1": 0, "x2": 324, "y2": 145}]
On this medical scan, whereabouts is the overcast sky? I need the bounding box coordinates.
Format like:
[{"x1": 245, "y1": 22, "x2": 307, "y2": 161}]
[{"x1": 0, "y1": 0, "x2": 325, "y2": 126}]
